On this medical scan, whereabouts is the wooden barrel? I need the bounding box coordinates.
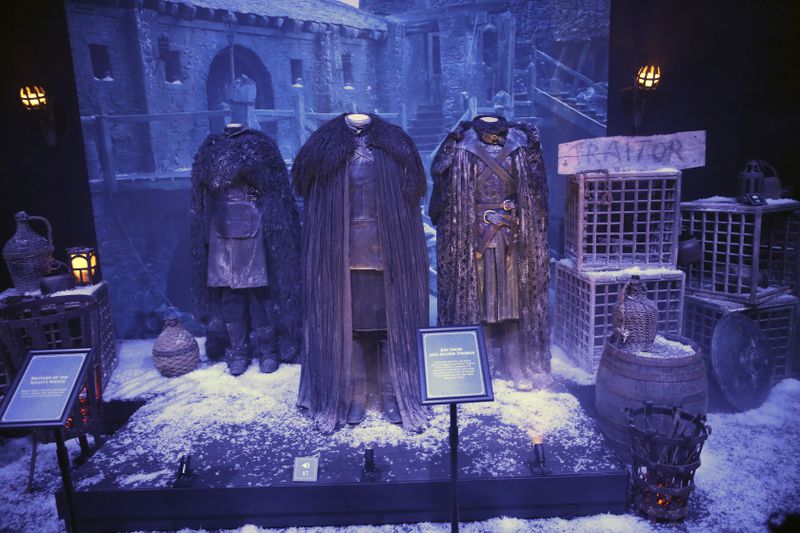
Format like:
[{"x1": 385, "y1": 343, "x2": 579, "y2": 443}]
[{"x1": 595, "y1": 334, "x2": 708, "y2": 462}]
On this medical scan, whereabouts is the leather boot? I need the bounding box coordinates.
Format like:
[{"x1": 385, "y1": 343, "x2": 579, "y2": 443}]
[
  {"x1": 255, "y1": 326, "x2": 279, "y2": 374},
  {"x1": 347, "y1": 337, "x2": 367, "y2": 424},
  {"x1": 205, "y1": 316, "x2": 228, "y2": 362},
  {"x1": 379, "y1": 340, "x2": 402, "y2": 425},
  {"x1": 225, "y1": 321, "x2": 251, "y2": 376}
]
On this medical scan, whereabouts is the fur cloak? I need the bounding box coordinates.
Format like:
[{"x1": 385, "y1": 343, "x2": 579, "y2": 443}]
[
  {"x1": 430, "y1": 120, "x2": 551, "y2": 376},
  {"x1": 190, "y1": 128, "x2": 301, "y2": 360},
  {"x1": 293, "y1": 114, "x2": 429, "y2": 433}
]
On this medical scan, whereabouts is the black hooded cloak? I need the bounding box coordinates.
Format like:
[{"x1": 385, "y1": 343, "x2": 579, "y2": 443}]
[
  {"x1": 293, "y1": 114, "x2": 429, "y2": 433},
  {"x1": 190, "y1": 129, "x2": 301, "y2": 360},
  {"x1": 430, "y1": 120, "x2": 551, "y2": 377}
]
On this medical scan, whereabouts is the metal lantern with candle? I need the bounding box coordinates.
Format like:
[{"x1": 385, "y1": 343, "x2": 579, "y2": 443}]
[
  {"x1": 632, "y1": 65, "x2": 661, "y2": 130},
  {"x1": 19, "y1": 84, "x2": 57, "y2": 147},
  {"x1": 67, "y1": 246, "x2": 99, "y2": 286},
  {"x1": 19, "y1": 85, "x2": 48, "y2": 111},
  {"x1": 635, "y1": 65, "x2": 661, "y2": 91}
]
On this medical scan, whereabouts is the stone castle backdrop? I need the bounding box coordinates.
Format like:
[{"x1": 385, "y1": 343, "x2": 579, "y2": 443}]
[{"x1": 65, "y1": 0, "x2": 609, "y2": 338}]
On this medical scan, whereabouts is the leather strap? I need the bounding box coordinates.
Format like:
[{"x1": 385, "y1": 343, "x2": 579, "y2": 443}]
[{"x1": 464, "y1": 134, "x2": 521, "y2": 192}]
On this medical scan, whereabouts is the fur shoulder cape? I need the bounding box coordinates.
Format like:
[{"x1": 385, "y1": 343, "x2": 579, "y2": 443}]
[
  {"x1": 190, "y1": 128, "x2": 302, "y2": 358},
  {"x1": 293, "y1": 114, "x2": 430, "y2": 433}
]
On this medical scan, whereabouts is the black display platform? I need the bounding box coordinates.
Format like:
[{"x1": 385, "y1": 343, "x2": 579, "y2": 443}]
[{"x1": 55, "y1": 362, "x2": 628, "y2": 531}]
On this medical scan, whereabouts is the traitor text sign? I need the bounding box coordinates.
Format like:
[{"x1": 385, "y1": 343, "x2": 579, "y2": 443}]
[{"x1": 557, "y1": 130, "x2": 706, "y2": 174}]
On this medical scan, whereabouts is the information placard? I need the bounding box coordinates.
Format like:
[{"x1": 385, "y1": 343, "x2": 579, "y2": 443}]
[
  {"x1": 417, "y1": 326, "x2": 493, "y2": 405},
  {"x1": 0, "y1": 348, "x2": 92, "y2": 428}
]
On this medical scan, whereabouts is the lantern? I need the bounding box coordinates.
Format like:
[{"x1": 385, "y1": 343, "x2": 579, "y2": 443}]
[
  {"x1": 635, "y1": 65, "x2": 661, "y2": 91},
  {"x1": 19, "y1": 85, "x2": 47, "y2": 111},
  {"x1": 67, "y1": 246, "x2": 99, "y2": 285}
]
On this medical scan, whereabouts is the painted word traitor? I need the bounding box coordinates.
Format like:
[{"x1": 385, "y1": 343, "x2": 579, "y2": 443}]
[{"x1": 557, "y1": 130, "x2": 706, "y2": 174}]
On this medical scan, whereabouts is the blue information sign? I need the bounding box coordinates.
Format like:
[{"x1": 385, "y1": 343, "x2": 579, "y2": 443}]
[
  {"x1": 0, "y1": 348, "x2": 92, "y2": 428},
  {"x1": 417, "y1": 326, "x2": 494, "y2": 405}
]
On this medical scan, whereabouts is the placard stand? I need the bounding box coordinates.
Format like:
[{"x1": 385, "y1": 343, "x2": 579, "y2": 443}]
[
  {"x1": 416, "y1": 326, "x2": 494, "y2": 533},
  {"x1": 449, "y1": 403, "x2": 459, "y2": 533},
  {"x1": 0, "y1": 348, "x2": 94, "y2": 533},
  {"x1": 55, "y1": 428, "x2": 78, "y2": 533}
]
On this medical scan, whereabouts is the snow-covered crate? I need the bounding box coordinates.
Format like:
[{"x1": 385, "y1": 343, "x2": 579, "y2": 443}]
[
  {"x1": 0, "y1": 282, "x2": 117, "y2": 397},
  {"x1": 683, "y1": 293, "x2": 798, "y2": 384},
  {"x1": 564, "y1": 170, "x2": 681, "y2": 271},
  {"x1": 680, "y1": 198, "x2": 800, "y2": 305},
  {"x1": 554, "y1": 260, "x2": 685, "y2": 373}
]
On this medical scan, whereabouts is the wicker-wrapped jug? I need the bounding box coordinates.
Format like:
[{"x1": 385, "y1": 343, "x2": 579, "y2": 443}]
[
  {"x1": 2, "y1": 211, "x2": 55, "y2": 293},
  {"x1": 612, "y1": 275, "x2": 658, "y2": 351},
  {"x1": 152, "y1": 313, "x2": 199, "y2": 378}
]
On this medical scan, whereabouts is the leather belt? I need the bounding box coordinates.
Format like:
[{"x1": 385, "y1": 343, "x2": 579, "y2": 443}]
[{"x1": 475, "y1": 199, "x2": 518, "y2": 259}]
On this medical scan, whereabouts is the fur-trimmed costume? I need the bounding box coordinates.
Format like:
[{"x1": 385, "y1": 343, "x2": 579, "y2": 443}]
[
  {"x1": 293, "y1": 114, "x2": 429, "y2": 433},
  {"x1": 190, "y1": 128, "x2": 301, "y2": 365},
  {"x1": 430, "y1": 116, "x2": 550, "y2": 384}
]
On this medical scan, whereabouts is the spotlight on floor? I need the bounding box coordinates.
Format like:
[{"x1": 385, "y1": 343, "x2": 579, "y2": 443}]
[
  {"x1": 528, "y1": 434, "x2": 551, "y2": 476},
  {"x1": 173, "y1": 454, "x2": 196, "y2": 488},
  {"x1": 361, "y1": 447, "x2": 381, "y2": 482}
]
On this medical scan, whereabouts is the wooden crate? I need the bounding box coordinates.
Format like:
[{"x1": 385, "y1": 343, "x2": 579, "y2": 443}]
[
  {"x1": 0, "y1": 282, "x2": 117, "y2": 401},
  {"x1": 683, "y1": 293, "x2": 798, "y2": 384},
  {"x1": 680, "y1": 198, "x2": 800, "y2": 305},
  {"x1": 554, "y1": 261, "x2": 685, "y2": 373},
  {"x1": 565, "y1": 170, "x2": 681, "y2": 271}
]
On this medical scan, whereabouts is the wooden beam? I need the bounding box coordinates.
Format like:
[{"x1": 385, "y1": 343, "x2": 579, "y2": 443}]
[{"x1": 388, "y1": 1, "x2": 507, "y2": 24}]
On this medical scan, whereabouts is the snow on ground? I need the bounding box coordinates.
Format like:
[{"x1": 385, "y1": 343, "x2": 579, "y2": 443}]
[{"x1": 1, "y1": 340, "x2": 798, "y2": 532}]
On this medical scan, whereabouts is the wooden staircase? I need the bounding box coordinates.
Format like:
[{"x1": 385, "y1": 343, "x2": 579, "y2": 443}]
[{"x1": 513, "y1": 41, "x2": 607, "y2": 137}]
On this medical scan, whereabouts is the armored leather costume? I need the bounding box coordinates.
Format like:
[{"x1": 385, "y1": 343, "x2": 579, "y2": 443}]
[
  {"x1": 190, "y1": 126, "x2": 301, "y2": 375},
  {"x1": 293, "y1": 113, "x2": 429, "y2": 434},
  {"x1": 430, "y1": 115, "x2": 550, "y2": 388}
]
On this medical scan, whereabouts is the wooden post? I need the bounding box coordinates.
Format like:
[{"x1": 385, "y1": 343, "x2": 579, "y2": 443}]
[
  {"x1": 293, "y1": 92, "x2": 306, "y2": 154},
  {"x1": 94, "y1": 113, "x2": 117, "y2": 194},
  {"x1": 228, "y1": 76, "x2": 257, "y2": 129},
  {"x1": 399, "y1": 103, "x2": 407, "y2": 131}
]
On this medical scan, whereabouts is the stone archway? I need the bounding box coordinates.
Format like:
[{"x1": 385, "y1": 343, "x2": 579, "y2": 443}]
[{"x1": 206, "y1": 45, "x2": 275, "y2": 134}]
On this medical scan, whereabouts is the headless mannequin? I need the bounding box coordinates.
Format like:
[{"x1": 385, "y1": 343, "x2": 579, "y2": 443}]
[
  {"x1": 474, "y1": 115, "x2": 530, "y2": 390},
  {"x1": 207, "y1": 121, "x2": 278, "y2": 375},
  {"x1": 224, "y1": 122, "x2": 245, "y2": 135},
  {"x1": 344, "y1": 113, "x2": 402, "y2": 425}
]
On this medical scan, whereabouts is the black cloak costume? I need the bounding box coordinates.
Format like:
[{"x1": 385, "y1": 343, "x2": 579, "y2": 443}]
[
  {"x1": 190, "y1": 128, "x2": 301, "y2": 363},
  {"x1": 293, "y1": 114, "x2": 429, "y2": 433},
  {"x1": 430, "y1": 117, "x2": 551, "y2": 381}
]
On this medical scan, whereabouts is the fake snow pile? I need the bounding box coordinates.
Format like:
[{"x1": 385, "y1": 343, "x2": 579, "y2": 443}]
[
  {"x1": 557, "y1": 258, "x2": 680, "y2": 280},
  {"x1": 633, "y1": 335, "x2": 695, "y2": 358},
  {"x1": 84, "y1": 339, "x2": 615, "y2": 490},
  {"x1": 1, "y1": 341, "x2": 799, "y2": 532}
]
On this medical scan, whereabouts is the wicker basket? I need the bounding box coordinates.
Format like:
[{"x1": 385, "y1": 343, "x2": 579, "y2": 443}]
[{"x1": 152, "y1": 315, "x2": 199, "y2": 378}]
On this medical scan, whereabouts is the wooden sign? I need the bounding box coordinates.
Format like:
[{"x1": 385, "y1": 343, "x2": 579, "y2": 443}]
[
  {"x1": 557, "y1": 130, "x2": 706, "y2": 174},
  {"x1": 0, "y1": 348, "x2": 92, "y2": 428},
  {"x1": 417, "y1": 326, "x2": 493, "y2": 405}
]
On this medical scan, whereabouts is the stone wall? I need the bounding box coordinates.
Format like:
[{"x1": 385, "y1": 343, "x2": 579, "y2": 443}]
[{"x1": 65, "y1": 2, "x2": 398, "y2": 338}]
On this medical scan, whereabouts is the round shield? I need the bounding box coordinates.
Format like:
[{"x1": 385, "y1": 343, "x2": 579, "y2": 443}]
[{"x1": 711, "y1": 313, "x2": 774, "y2": 411}]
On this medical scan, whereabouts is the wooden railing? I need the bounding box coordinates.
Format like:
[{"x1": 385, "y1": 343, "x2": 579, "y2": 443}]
[
  {"x1": 513, "y1": 46, "x2": 607, "y2": 136},
  {"x1": 81, "y1": 96, "x2": 406, "y2": 193}
]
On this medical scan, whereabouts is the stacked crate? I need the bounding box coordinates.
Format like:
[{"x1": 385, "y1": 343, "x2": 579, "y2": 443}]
[
  {"x1": 554, "y1": 170, "x2": 686, "y2": 373},
  {"x1": 679, "y1": 198, "x2": 800, "y2": 383}
]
